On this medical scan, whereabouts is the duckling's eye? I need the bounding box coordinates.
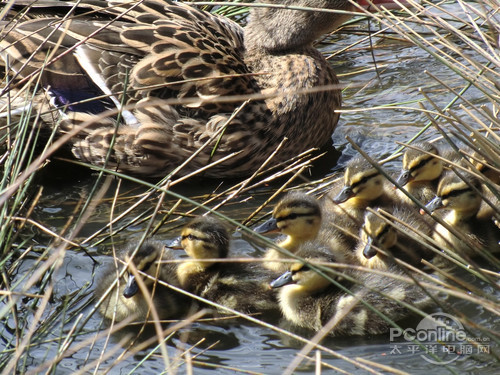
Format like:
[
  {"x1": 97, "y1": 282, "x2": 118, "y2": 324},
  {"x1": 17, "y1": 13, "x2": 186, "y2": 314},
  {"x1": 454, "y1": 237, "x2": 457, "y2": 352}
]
[
  {"x1": 182, "y1": 234, "x2": 198, "y2": 241},
  {"x1": 287, "y1": 213, "x2": 298, "y2": 220},
  {"x1": 376, "y1": 225, "x2": 390, "y2": 241},
  {"x1": 298, "y1": 264, "x2": 311, "y2": 273}
]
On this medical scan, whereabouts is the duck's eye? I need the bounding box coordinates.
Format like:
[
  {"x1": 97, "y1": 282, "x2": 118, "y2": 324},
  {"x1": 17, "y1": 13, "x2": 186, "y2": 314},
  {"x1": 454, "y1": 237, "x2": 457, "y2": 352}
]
[
  {"x1": 299, "y1": 264, "x2": 311, "y2": 273},
  {"x1": 182, "y1": 234, "x2": 197, "y2": 241},
  {"x1": 288, "y1": 213, "x2": 298, "y2": 220}
]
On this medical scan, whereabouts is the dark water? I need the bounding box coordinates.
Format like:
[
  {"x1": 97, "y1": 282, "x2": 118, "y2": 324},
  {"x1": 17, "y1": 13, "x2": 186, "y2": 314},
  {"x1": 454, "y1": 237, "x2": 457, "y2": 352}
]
[{"x1": 2, "y1": 2, "x2": 499, "y2": 374}]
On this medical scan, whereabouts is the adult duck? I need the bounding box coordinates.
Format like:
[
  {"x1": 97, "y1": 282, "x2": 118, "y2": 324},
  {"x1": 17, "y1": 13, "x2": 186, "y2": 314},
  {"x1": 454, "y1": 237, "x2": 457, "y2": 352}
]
[{"x1": 1, "y1": 0, "x2": 407, "y2": 178}]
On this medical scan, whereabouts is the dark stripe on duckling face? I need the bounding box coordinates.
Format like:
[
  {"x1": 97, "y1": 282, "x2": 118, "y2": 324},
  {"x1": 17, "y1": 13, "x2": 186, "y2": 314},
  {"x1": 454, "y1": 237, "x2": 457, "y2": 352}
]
[
  {"x1": 182, "y1": 228, "x2": 227, "y2": 257},
  {"x1": 335, "y1": 170, "x2": 380, "y2": 203},
  {"x1": 408, "y1": 155, "x2": 434, "y2": 175},
  {"x1": 349, "y1": 171, "x2": 380, "y2": 192},
  {"x1": 439, "y1": 187, "x2": 473, "y2": 201},
  {"x1": 181, "y1": 216, "x2": 230, "y2": 258}
]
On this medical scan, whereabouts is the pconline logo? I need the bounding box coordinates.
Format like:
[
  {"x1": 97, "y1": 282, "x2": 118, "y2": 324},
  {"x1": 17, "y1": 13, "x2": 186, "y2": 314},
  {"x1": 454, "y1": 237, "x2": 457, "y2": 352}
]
[{"x1": 389, "y1": 312, "x2": 490, "y2": 365}]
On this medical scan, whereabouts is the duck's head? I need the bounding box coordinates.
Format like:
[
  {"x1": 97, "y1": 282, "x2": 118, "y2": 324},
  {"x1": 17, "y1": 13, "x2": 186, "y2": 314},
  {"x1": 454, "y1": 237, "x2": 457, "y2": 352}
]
[
  {"x1": 180, "y1": 216, "x2": 230, "y2": 267},
  {"x1": 270, "y1": 248, "x2": 339, "y2": 293},
  {"x1": 397, "y1": 142, "x2": 443, "y2": 186},
  {"x1": 122, "y1": 241, "x2": 169, "y2": 299},
  {"x1": 360, "y1": 211, "x2": 397, "y2": 259},
  {"x1": 246, "y1": 0, "x2": 411, "y2": 52},
  {"x1": 425, "y1": 170, "x2": 483, "y2": 216},
  {"x1": 333, "y1": 156, "x2": 385, "y2": 204},
  {"x1": 254, "y1": 191, "x2": 322, "y2": 248}
]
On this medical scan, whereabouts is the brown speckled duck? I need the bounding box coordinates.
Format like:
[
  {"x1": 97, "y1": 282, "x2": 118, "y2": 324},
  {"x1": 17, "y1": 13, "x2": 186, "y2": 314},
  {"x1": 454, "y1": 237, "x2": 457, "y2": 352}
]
[{"x1": 0, "y1": 0, "x2": 399, "y2": 178}]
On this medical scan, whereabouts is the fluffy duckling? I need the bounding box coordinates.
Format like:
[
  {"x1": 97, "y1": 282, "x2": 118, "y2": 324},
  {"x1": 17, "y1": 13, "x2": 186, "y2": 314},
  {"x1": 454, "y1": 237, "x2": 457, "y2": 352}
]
[
  {"x1": 321, "y1": 156, "x2": 398, "y2": 252},
  {"x1": 470, "y1": 150, "x2": 500, "y2": 185},
  {"x1": 254, "y1": 191, "x2": 323, "y2": 272},
  {"x1": 270, "y1": 247, "x2": 434, "y2": 336},
  {"x1": 177, "y1": 216, "x2": 278, "y2": 314},
  {"x1": 355, "y1": 208, "x2": 435, "y2": 270},
  {"x1": 425, "y1": 169, "x2": 500, "y2": 259},
  {"x1": 395, "y1": 142, "x2": 445, "y2": 205},
  {"x1": 95, "y1": 240, "x2": 187, "y2": 322}
]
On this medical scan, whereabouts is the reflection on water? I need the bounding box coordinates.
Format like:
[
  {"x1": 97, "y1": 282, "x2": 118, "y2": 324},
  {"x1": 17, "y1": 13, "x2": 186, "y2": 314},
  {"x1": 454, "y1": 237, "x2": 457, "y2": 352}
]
[{"x1": 3, "y1": 2, "x2": 499, "y2": 374}]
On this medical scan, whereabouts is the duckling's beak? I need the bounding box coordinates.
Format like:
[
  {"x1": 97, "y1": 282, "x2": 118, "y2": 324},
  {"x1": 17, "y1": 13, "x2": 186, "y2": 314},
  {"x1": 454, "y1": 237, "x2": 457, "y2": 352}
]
[
  {"x1": 123, "y1": 274, "x2": 139, "y2": 298},
  {"x1": 167, "y1": 236, "x2": 183, "y2": 250},
  {"x1": 254, "y1": 218, "x2": 279, "y2": 234},
  {"x1": 332, "y1": 186, "x2": 354, "y2": 204},
  {"x1": 362, "y1": 237, "x2": 378, "y2": 259},
  {"x1": 396, "y1": 169, "x2": 412, "y2": 187},
  {"x1": 270, "y1": 271, "x2": 294, "y2": 289},
  {"x1": 423, "y1": 196, "x2": 444, "y2": 215}
]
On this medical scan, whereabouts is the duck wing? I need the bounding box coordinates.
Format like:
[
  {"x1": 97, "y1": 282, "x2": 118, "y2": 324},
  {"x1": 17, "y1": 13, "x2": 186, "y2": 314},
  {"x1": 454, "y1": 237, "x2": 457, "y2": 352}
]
[{"x1": 1, "y1": 0, "x2": 253, "y2": 115}]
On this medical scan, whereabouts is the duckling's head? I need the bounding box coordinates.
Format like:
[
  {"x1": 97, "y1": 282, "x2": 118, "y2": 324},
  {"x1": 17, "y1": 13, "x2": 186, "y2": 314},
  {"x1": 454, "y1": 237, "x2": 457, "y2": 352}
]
[
  {"x1": 254, "y1": 191, "x2": 322, "y2": 247},
  {"x1": 397, "y1": 142, "x2": 443, "y2": 186},
  {"x1": 270, "y1": 248, "x2": 339, "y2": 293},
  {"x1": 360, "y1": 211, "x2": 397, "y2": 259},
  {"x1": 425, "y1": 170, "x2": 483, "y2": 216},
  {"x1": 180, "y1": 216, "x2": 230, "y2": 264},
  {"x1": 122, "y1": 241, "x2": 170, "y2": 299},
  {"x1": 333, "y1": 156, "x2": 385, "y2": 204},
  {"x1": 470, "y1": 150, "x2": 500, "y2": 184}
]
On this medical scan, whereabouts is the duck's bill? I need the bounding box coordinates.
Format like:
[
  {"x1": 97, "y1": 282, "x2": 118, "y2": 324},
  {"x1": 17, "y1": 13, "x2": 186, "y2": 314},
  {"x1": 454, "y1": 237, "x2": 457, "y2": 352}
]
[
  {"x1": 363, "y1": 237, "x2": 378, "y2": 259},
  {"x1": 123, "y1": 274, "x2": 139, "y2": 298},
  {"x1": 167, "y1": 236, "x2": 183, "y2": 250},
  {"x1": 270, "y1": 271, "x2": 294, "y2": 289},
  {"x1": 358, "y1": 0, "x2": 412, "y2": 11},
  {"x1": 395, "y1": 169, "x2": 412, "y2": 187},
  {"x1": 423, "y1": 196, "x2": 443, "y2": 214},
  {"x1": 332, "y1": 186, "x2": 354, "y2": 204},
  {"x1": 254, "y1": 218, "x2": 279, "y2": 234}
]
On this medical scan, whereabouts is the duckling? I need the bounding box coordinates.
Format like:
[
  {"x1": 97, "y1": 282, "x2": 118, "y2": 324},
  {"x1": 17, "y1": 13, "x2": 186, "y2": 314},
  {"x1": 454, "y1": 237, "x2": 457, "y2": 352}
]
[
  {"x1": 355, "y1": 208, "x2": 435, "y2": 270},
  {"x1": 469, "y1": 149, "x2": 500, "y2": 185},
  {"x1": 94, "y1": 240, "x2": 187, "y2": 322},
  {"x1": 177, "y1": 216, "x2": 278, "y2": 314},
  {"x1": 424, "y1": 169, "x2": 500, "y2": 260},
  {"x1": 254, "y1": 191, "x2": 323, "y2": 272},
  {"x1": 1, "y1": 0, "x2": 395, "y2": 178},
  {"x1": 321, "y1": 155, "x2": 398, "y2": 252},
  {"x1": 270, "y1": 247, "x2": 434, "y2": 336},
  {"x1": 467, "y1": 149, "x2": 500, "y2": 222},
  {"x1": 395, "y1": 142, "x2": 445, "y2": 205}
]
